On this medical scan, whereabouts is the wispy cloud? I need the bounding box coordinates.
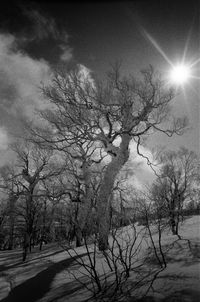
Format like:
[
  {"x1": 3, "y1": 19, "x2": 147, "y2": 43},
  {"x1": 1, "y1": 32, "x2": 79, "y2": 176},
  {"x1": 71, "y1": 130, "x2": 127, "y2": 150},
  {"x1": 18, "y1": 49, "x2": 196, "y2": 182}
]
[
  {"x1": 60, "y1": 44, "x2": 73, "y2": 62},
  {"x1": 0, "y1": 32, "x2": 94, "y2": 167},
  {"x1": 0, "y1": 128, "x2": 8, "y2": 151},
  {"x1": 119, "y1": 141, "x2": 158, "y2": 190},
  {"x1": 21, "y1": 5, "x2": 73, "y2": 62},
  {"x1": 0, "y1": 33, "x2": 51, "y2": 131},
  {"x1": 21, "y1": 6, "x2": 59, "y2": 41},
  {"x1": 0, "y1": 127, "x2": 11, "y2": 167},
  {"x1": 0, "y1": 32, "x2": 52, "y2": 166}
]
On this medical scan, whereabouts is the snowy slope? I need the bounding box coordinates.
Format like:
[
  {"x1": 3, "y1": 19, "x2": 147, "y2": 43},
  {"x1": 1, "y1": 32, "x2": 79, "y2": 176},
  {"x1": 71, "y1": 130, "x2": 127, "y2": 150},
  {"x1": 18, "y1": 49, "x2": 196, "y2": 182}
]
[{"x1": 0, "y1": 215, "x2": 199, "y2": 302}]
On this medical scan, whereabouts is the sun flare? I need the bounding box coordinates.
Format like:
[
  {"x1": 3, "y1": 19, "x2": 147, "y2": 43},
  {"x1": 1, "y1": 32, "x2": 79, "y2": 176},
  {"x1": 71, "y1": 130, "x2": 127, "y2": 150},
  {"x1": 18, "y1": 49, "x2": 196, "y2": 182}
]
[
  {"x1": 142, "y1": 29, "x2": 200, "y2": 89},
  {"x1": 169, "y1": 64, "x2": 191, "y2": 85}
]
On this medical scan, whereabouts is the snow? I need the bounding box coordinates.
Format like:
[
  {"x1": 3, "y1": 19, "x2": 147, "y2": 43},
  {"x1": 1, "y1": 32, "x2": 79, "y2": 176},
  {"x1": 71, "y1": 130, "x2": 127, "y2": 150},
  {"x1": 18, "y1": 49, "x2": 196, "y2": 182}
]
[{"x1": 0, "y1": 215, "x2": 199, "y2": 302}]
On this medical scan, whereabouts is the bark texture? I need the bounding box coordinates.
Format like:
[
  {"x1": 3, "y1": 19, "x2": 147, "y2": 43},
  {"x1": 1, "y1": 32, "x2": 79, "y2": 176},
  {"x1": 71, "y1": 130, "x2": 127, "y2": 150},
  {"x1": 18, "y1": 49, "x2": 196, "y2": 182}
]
[{"x1": 97, "y1": 134, "x2": 131, "y2": 250}]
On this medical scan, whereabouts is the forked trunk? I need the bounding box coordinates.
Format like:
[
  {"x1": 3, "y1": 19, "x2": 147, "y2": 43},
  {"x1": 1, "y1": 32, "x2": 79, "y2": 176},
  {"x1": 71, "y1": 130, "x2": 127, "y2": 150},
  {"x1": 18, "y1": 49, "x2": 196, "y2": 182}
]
[{"x1": 97, "y1": 134, "x2": 131, "y2": 251}]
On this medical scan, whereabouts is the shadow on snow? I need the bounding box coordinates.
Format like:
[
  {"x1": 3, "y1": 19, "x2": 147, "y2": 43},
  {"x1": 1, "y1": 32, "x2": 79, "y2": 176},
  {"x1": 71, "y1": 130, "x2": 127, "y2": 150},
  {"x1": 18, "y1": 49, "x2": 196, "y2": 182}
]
[{"x1": 0, "y1": 252, "x2": 88, "y2": 302}]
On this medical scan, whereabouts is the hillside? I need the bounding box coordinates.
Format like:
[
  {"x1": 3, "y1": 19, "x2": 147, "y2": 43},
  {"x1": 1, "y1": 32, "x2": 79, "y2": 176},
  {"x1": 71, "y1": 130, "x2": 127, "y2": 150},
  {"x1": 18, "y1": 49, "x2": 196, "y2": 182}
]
[{"x1": 0, "y1": 215, "x2": 199, "y2": 302}]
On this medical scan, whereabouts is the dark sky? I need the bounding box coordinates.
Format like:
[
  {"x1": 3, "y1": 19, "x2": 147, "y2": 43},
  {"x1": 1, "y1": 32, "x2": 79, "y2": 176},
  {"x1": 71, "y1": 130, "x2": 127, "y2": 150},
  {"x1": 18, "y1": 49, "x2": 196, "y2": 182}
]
[
  {"x1": 1, "y1": 0, "x2": 199, "y2": 74},
  {"x1": 0, "y1": 0, "x2": 199, "y2": 175}
]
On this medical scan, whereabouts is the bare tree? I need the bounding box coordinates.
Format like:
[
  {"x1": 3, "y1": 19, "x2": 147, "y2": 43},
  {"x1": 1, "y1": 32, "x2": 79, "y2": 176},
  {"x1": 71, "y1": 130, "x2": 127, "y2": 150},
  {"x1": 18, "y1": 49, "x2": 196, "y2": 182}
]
[
  {"x1": 29, "y1": 63, "x2": 187, "y2": 250},
  {"x1": 10, "y1": 140, "x2": 66, "y2": 260},
  {"x1": 151, "y1": 147, "x2": 198, "y2": 236},
  {"x1": 37, "y1": 175, "x2": 68, "y2": 248},
  {"x1": 0, "y1": 199, "x2": 8, "y2": 249},
  {"x1": 0, "y1": 165, "x2": 23, "y2": 250}
]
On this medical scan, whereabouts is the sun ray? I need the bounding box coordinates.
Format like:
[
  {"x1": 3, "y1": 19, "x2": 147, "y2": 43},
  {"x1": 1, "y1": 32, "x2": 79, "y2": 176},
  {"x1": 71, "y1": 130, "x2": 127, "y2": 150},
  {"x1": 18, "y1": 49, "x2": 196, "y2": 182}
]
[
  {"x1": 142, "y1": 29, "x2": 174, "y2": 67},
  {"x1": 181, "y1": 17, "x2": 195, "y2": 64},
  {"x1": 190, "y1": 75, "x2": 200, "y2": 80},
  {"x1": 181, "y1": 34, "x2": 190, "y2": 64},
  {"x1": 189, "y1": 57, "x2": 200, "y2": 68},
  {"x1": 187, "y1": 82, "x2": 200, "y2": 98},
  {"x1": 181, "y1": 85, "x2": 187, "y2": 100},
  {"x1": 140, "y1": 28, "x2": 199, "y2": 97}
]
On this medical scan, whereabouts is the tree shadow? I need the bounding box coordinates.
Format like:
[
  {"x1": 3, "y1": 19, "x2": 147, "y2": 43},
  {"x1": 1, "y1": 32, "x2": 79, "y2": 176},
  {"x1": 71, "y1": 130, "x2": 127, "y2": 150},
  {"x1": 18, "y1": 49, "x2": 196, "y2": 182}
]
[
  {"x1": 0, "y1": 252, "x2": 88, "y2": 302},
  {"x1": 46, "y1": 278, "x2": 91, "y2": 302},
  {"x1": 0, "y1": 252, "x2": 22, "y2": 263},
  {"x1": 0, "y1": 249, "x2": 64, "y2": 273},
  {"x1": 135, "y1": 289, "x2": 200, "y2": 302},
  {"x1": 162, "y1": 289, "x2": 200, "y2": 302},
  {"x1": 146, "y1": 239, "x2": 200, "y2": 268}
]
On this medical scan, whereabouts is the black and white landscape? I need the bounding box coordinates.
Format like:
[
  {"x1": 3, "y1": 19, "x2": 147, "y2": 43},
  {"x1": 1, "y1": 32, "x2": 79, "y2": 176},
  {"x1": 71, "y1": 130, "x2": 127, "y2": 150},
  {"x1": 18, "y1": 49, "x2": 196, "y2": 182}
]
[{"x1": 0, "y1": 1, "x2": 199, "y2": 301}]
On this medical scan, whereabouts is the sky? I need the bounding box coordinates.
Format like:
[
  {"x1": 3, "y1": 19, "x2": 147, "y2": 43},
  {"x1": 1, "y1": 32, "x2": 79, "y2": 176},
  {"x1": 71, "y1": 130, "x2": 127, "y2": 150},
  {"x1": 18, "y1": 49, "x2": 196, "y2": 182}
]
[{"x1": 0, "y1": 0, "x2": 199, "y2": 187}]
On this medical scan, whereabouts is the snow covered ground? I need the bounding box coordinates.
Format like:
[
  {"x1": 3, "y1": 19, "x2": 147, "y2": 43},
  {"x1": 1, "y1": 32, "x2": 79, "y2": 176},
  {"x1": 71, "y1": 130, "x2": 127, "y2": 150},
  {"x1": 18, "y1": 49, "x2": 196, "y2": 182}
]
[{"x1": 0, "y1": 215, "x2": 199, "y2": 302}]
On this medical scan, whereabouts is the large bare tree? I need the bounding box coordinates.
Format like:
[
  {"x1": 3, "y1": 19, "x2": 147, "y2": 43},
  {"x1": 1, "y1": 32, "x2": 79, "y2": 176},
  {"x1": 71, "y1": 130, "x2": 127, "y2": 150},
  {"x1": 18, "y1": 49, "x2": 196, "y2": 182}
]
[{"x1": 29, "y1": 64, "x2": 187, "y2": 250}]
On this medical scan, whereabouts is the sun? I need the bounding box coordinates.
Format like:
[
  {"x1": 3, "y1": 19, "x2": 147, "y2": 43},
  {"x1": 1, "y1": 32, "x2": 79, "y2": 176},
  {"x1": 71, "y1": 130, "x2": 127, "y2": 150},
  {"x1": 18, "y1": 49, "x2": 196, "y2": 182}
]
[
  {"x1": 169, "y1": 64, "x2": 191, "y2": 85},
  {"x1": 142, "y1": 29, "x2": 200, "y2": 95}
]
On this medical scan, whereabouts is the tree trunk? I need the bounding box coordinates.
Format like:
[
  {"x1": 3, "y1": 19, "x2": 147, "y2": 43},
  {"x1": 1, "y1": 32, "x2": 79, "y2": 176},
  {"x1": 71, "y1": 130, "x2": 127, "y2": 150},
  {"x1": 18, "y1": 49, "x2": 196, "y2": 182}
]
[
  {"x1": 97, "y1": 134, "x2": 131, "y2": 251},
  {"x1": 40, "y1": 202, "x2": 46, "y2": 251},
  {"x1": 175, "y1": 194, "x2": 184, "y2": 237},
  {"x1": 50, "y1": 222, "x2": 56, "y2": 241},
  {"x1": 39, "y1": 237, "x2": 43, "y2": 251},
  {"x1": 76, "y1": 161, "x2": 93, "y2": 245},
  {"x1": 175, "y1": 220, "x2": 179, "y2": 236},
  {"x1": 29, "y1": 235, "x2": 32, "y2": 252},
  {"x1": 22, "y1": 233, "x2": 30, "y2": 261},
  {"x1": 8, "y1": 194, "x2": 17, "y2": 250},
  {"x1": 170, "y1": 215, "x2": 176, "y2": 235},
  {"x1": 75, "y1": 227, "x2": 83, "y2": 247},
  {"x1": 8, "y1": 223, "x2": 14, "y2": 250},
  {"x1": 169, "y1": 198, "x2": 177, "y2": 235}
]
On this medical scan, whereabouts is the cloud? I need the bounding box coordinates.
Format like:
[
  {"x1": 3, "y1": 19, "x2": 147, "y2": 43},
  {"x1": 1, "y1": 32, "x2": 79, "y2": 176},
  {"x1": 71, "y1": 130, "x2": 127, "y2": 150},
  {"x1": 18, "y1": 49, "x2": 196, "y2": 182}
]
[
  {"x1": 0, "y1": 127, "x2": 11, "y2": 167},
  {"x1": 0, "y1": 33, "x2": 53, "y2": 166},
  {"x1": 21, "y1": 6, "x2": 73, "y2": 62},
  {"x1": 129, "y1": 141, "x2": 156, "y2": 170},
  {"x1": 78, "y1": 64, "x2": 96, "y2": 88},
  {"x1": 21, "y1": 6, "x2": 59, "y2": 41},
  {"x1": 0, "y1": 33, "x2": 94, "y2": 168},
  {"x1": 119, "y1": 141, "x2": 158, "y2": 190},
  {"x1": 0, "y1": 32, "x2": 54, "y2": 157},
  {"x1": 0, "y1": 33, "x2": 51, "y2": 118},
  {"x1": 60, "y1": 44, "x2": 73, "y2": 62},
  {"x1": 0, "y1": 128, "x2": 8, "y2": 151}
]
